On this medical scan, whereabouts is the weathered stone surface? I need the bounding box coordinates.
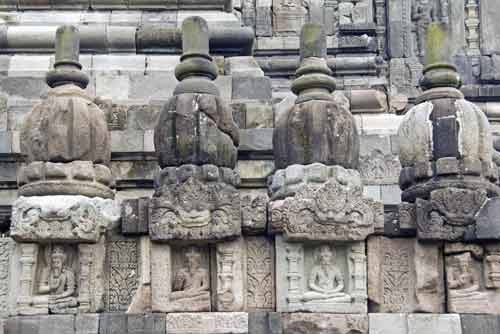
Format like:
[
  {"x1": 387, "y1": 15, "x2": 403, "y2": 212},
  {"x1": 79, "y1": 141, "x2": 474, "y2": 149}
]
[
  {"x1": 246, "y1": 237, "x2": 275, "y2": 311},
  {"x1": 99, "y1": 313, "x2": 166, "y2": 334},
  {"x1": 274, "y1": 98, "x2": 359, "y2": 170},
  {"x1": 214, "y1": 238, "x2": 246, "y2": 311},
  {"x1": 151, "y1": 243, "x2": 211, "y2": 312},
  {"x1": 276, "y1": 236, "x2": 367, "y2": 313},
  {"x1": 460, "y1": 314, "x2": 500, "y2": 334},
  {"x1": 367, "y1": 236, "x2": 445, "y2": 313},
  {"x1": 105, "y1": 237, "x2": 139, "y2": 312},
  {"x1": 0, "y1": 238, "x2": 13, "y2": 318},
  {"x1": 15, "y1": 241, "x2": 106, "y2": 315},
  {"x1": 444, "y1": 243, "x2": 500, "y2": 314},
  {"x1": 241, "y1": 193, "x2": 268, "y2": 234},
  {"x1": 232, "y1": 76, "x2": 272, "y2": 101},
  {"x1": 166, "y1": 312, "x2": 248, "y2": 334},
  {"x1": 76, "y1": 314, "x2": 99, "y2": 334},
  {"x1": 282, "y1": 313, "x2": 368, "y2": 334},
  {"x1": 154, "y1": 93, "x2": 239, "y2": 168},
  {"x1": 11, "y1": 195, "x2": 119, "y2": 243},
  {"x1": 249, "y1": 312, "x2": 282, "y2": 334},
  {"x1": 121, "y1": 197, "x2": 150, "y2": 235},
  {"x1": 407, "y1": 314, "x2": 462, "y2": 334},
  {"x1": 474, "y1": 197, "x2": 500, "y2": 240},
  {"x1": 17, "y1": 161, "x2": 114, "y2": 199},
  {"x1": 269, "y1": 164, "x2": 383, "y2": 241},
  {"x1": 416, "y1": 188, "x2": 487, "y2": 241},
  {"x1": 369, "y1": 313, "x2": 407, "y2": 334},
  {"x1": 150, "y1": 165, "x2": 241, "y2": 242}
]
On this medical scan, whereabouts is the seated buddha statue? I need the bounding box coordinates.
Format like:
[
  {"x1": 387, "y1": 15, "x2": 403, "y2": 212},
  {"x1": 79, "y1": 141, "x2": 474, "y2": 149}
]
[{"x1": 302, "y1": 245, "x2": 351, "y2": 303}]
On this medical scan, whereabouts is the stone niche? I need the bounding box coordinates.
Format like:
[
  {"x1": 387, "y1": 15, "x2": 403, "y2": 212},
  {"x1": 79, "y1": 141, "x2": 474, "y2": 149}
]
[
  {"x1": 444, "y1": 243, "x2": 500, "y2": 314},
  {"x1": 367, "y1": 236, "x2": 445, "y2": 313},
  {"x1": 276, "y1": 236, "x2": 367, "y2": 313},
  {"x1": 15, "y1": 242, "x2": 106, "y2": 315},
  {"x1": 151, "y1": 238, "x2": 246, "y2": 313}
]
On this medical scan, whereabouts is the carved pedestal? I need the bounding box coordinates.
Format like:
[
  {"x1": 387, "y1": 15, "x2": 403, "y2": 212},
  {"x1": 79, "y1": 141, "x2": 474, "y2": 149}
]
[{"x1": 276, "y1": 236, "x2": 367, "y2": 313}]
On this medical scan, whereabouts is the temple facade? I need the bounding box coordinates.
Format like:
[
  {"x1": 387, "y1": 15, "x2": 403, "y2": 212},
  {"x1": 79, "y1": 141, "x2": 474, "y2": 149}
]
[{"x1": 0, "y1": 0, "x2": 499, "y2": 333}]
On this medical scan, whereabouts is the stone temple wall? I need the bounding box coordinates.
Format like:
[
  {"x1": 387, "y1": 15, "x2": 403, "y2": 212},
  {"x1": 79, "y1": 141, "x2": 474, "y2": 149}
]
[{"x1": 0, "y1": 0, "x2": 498, "y2": 333}]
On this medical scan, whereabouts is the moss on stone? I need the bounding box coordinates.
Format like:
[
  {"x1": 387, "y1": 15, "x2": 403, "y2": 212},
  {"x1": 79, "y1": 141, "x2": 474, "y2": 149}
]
[{"x1": 425, "y1": 23, "x2": 449, "y2": 66}]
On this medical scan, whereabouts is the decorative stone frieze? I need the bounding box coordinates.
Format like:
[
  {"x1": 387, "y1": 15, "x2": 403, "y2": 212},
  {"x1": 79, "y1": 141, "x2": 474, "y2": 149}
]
[
  {"x1": 269, "y1": 164, "x2": 383, "y2": 241},
  {"x1": 149, "y1": 164, "x2": 241, "y2": 242},
  {"x1": 166, "y1": 312, "x2": 248, "y2": 334},
  {"x1": 246, "y1": 236, "x2": 275, "y2": 311},
  {"x1": 11, "y1": 195, "x2": 119, "y2": 243}
]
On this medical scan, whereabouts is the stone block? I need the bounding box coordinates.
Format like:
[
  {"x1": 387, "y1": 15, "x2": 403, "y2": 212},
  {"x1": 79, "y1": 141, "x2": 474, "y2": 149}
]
[
  {"x1": 214, "y1": 238, "x2": 247, "y2": 311},
  {"x1": 444, "y1": 243, "x2": 500, "y2": 314},
  {"x1": 166, "y1": 312, "x2": 248, "y2": 334},
  {"x1": 460, "y1": 314, "x2": 500, "y2": 334},
  {"x1": 76, "y1": 314, "x2": 99, "y2": 334},
  {"x1": 121, "y1": 197, "x2": 150, "y2": 235},
  {"x1": 232, "y1": 76, "x2": 272, "y2": 100},
  {"x1": 237, "y1": 160, "x2": 275, "y2": 187},
  {"x1": 5, "y1": 317, "x2": 40, "y2": 334},
  {"x1": 110, "y1": 130, "x2": 144, "y2": 153},
  {"x1": 256, "y1": 6, "x2": 272, "y2": 37},
  {"x1": 241, "y1": 193, "x2": 268, "y2": 234},
  {"x1": 282, "y1": 313, "x2": 368, "y2": 334},
  {"x1": 95, "y1": 72, "x2": 131, "y2": 100},
  {"x1": 39, "y1": 315, "x2": 75, "y2": 334},
  {"x1": 0, "y1": 131, "x2": 12, "y2": 154},
  {"x1": 126, "y1": 103, "x2": 162, "y2": 131},
  {"x1": 239, "y1": 128, "x2": 273, "y2": 152},
  {"x1": 474, "y1": 197, "x2": 500, "y2": 240},
  {"x1": 367, "y1": 236, "x2": 444, "y2": 313},
  {"x1": 129, "y1": 72, "x2": 177, "y2": 100},
  {"x1": 246, "y1": 237, "x2": 275, "y2": 311},
  {"x1": 381, "y1": 184, "x2": 401, "y2": 205},
  {"x1": 249, "y1": 312, "x2": 282, "y2": 334},
  {"x1": 276, "y1": 236, "x2": 367, "y2": 313},
  {"x1": 369, "y1": 313, "x2": 408, "y2": 334},
  {"x1": 107, "y1": 26, "x2": 136, "y2": 53},
  {"x1": 407, "y1": 314, "x2": 462, "y2": 334},
  {"x1": 127, "y1": 314, "x2": 166, "y2": 334},
  {"x1": 99, "y1": 313, "x2": 127, "y2": 334},
  {"x1": 480, "y1": 1, "x2": 500, "y2": 55},
  {"x1": 225, "y1": 57, "x2": 264, "y2": 77}
]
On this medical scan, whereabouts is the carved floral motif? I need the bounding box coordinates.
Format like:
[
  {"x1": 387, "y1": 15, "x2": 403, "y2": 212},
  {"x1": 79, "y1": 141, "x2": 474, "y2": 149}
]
[
  {"x1": 246, "y1": 237, "x2": 275, "y2": 310},
  {"x1": 270, "y1": 174, "x2": 382, "y2": 241}
]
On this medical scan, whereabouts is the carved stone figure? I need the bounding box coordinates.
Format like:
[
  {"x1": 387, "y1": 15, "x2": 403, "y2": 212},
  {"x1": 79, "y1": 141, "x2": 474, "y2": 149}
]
[
  {"x1": 150, "y1": 165, "x2": 241, "y2": 242},
  {"x1": 485, "y1": 249, "x2": 500, "y2": 289},
  {"x1": 338, "y1": 0, "x2": 370, "y2": 25},
  {"x1": 302, "y1": 245, "x2": 350, "y2": 303},
  {"x1": 33, "y1": 245, "x2": 78, "y2": 314},
  {"x1": 171, "y1": 246, "x2": 211, "y2": 306},
  {"x1": 411, "y1": 0, "x2": 436, "y2": 58},
  {"x1": 276, "y1": 237, "x2": 366, "y2": 313},
  {"x1": 446, "y1": 252, "x2": 481, "y2": 298}
]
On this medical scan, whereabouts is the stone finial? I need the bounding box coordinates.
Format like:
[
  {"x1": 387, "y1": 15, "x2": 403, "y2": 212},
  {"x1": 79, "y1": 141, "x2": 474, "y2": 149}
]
[
  {"x1": 173, "y1": 17, "x2": 219, "y2": 96},
  {"x1": 46, "y1": 25, "x2": 89, "y2": 89},
  {"x1": 291, "y1": 24, "x2": 336, "y2": 104},
  {"x1": 419, "y1": 23, "x2": 461, "y2": 91},
  {"x1": 300, "y1": 23, "x2": 326, "y2": 61},
  {"x1": 273, "y1": 22, "x2": 358, "y2": 170}
]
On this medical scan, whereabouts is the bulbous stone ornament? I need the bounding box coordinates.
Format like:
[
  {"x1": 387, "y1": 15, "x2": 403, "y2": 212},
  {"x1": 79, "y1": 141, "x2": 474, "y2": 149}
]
[
  {"x1": 154, "y1": 16, "x2": 239, "y2": 168},
  {"x1": 397, "y1": 23, "x2": 499, "y2": 202},
  {"x1": 19, "y1": 26, "x2": 113, "y2": 198},
  {"x1": 21, "y1": 26, "x2": 110, "y2": 165},
  {"x1": 273, "y1": 24, "x2": 359, "y2": 170}
]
